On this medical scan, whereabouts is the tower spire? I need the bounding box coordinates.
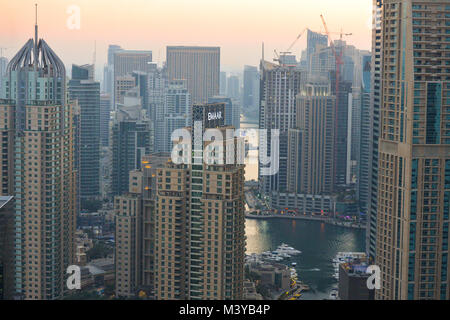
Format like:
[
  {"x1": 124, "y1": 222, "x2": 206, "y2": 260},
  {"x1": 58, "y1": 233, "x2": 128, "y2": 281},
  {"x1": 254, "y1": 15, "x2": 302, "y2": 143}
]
[
  {"x1": 34, "y1": 3, "x2": 38, "y2": 67},
  {"x1": 262, "y1": 42, "x2": 264, "y2": 62}
]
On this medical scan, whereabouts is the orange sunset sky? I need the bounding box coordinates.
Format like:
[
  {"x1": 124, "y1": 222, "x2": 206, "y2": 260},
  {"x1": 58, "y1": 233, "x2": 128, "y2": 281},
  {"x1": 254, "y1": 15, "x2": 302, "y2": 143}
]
[{"x1": 0, "y1": 0, "x2": 372, "y2": 77}]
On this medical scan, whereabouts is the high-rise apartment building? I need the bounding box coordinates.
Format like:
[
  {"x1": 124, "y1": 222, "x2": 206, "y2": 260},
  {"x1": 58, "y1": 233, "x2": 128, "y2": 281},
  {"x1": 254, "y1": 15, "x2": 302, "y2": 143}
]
[
  {"x1": 100, "y1": 93, "x2": 111, "y2": 147},
  {"x1": 114, "y1": 153, "x2": 171, "y2": 298},
  {"x1": 294, "y1": 83, "x2": 335, "y2": 195},
  {"x1": 166, "y1": 46, "x2": 220, "y2": 105},
  {"x1": 375, "y1": 0, "x2": 450, "y2": 300},
  {"x1": 332, "y1": 77, "x2": 353, "y2": 186},
  {"x1": 258, "y1": 60, "x2": 303, "y2": 197},
  {"x1": 157, "y1": 80, "x2": 191, "y2": 153},
  {"x1": 112, "y1": 103, "x2": 153, "y2": 196},
  {"x1": 358, "y1": 55, "x2": 372, "y2": 217},
  {"x1": 367, "y1": 0, "x2": 384, "y2": 260},
  {"x1": 148, "y1": 63, "x2": 167, "y2": 126},
  {"x1": 0, "y1": 25, "x2": 76, "y2": 299},
  {"x1": 115, "y1": 104, "x2": 245, "y2": 300},
  {"x1": 69, "y1": 64, "x2": 101, "y2": 203},
  {"x1": 174, "y1": 103, "x2": 245, "y2": 300}
]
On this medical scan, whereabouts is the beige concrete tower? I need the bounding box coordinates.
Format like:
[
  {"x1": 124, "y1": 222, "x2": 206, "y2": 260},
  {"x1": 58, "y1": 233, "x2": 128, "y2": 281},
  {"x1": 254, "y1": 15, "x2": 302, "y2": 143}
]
[
  {"x1": 375, "y1": 0, "x2": 450, "y2": 300},
  {"x1": 114, "y1": 153, "x2": 172, "y2": 298},
  {"x1": 294, "y1": 83, "x2": 336, "y2": 195},
  {"x1": 114, "y1": 104, "x2": 245, "y2": 300}
]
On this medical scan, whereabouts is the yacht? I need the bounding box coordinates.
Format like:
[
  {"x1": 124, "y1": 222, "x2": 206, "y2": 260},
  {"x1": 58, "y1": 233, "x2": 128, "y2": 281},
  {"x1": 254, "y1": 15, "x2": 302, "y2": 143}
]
[
  {"x1": 277, "y1": 243, "x2": 302, "y2": 255},
  {"x1": 329, "y1": 289, "x2": 338, "y2": 300}
]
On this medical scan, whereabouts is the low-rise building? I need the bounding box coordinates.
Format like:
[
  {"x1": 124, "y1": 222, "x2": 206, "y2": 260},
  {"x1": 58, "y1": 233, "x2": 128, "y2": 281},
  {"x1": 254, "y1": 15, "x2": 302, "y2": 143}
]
[
  {"x1": 338, "y1": 260, "x2": 374, "y2": 300},
  {"x1": 243, "y1": 280, "x2": 263, "y2": 300}
]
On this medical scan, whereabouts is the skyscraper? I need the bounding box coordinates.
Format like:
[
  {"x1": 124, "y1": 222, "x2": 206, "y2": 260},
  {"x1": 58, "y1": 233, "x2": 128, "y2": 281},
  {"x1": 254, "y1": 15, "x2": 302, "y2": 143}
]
[
  {"x1": 69, "y1": 64, "x2": 101, "y2": 204},
  {"x1": 358, "y1": 55, "x2": 372, "y2": 218},
  {"x1": 0, "y1": 22, "x2": 76, "y2": 299},
  {"x1": 306, "y1": 29, "x2": 329, "y2": 74},
  {"x1": 175, "y1": 103, "x2": 245, "y2": 299},
  {"x1": 220, "y1": 71, "x2": 227, "y2": 96},
  {"x1": 258, "y1": 60, "x2": 303, "y2": 197},
  {"x1": 132, "y1": 71, "x2": 150, "y2": 112},
  {"x1": 367, "y1": 0, "x2": 383, "y2": 260},
  {"x1": 103, "y1": 44, "x2": 122, "y2": 95},
  {"x1": 113, "y1": 50, "x2": 153, "y2": 79},
  {"x1": 158, "y1": 80, "x2": 191, "y2": 153},
  {"x1": 115, "y1": 104, "x2": 246, "y2": 300},
  {"x1": 166, "y1": 46, "x2": 220, "y2": 105},
  {"x1": 226, "y1": 75, "x2": 240, "y2": 100},
  {"x1": 295, "y1": 83, "x2": 335, "y2": 195},
  {"x1": 375, "y1": 0, "x2": 450, "y2": 300},
  {"x1": 112, "y1": 102, "x2": 153, "y2": 196},
  {"x1": 113, "y1": 50, "x2": 152, "y2": 108},
  {"x1": 114, "y1": 152, "x2": 171, "y2": 298},
  {"x1": 332, "y1": 76, "x2": 353, "y2": 186},
  {"x1": 147, "y1": 63, "x2": 167, "y2": 128},
  {"x1": 243, "y1": 65, "x2": 259, "y2": 112},
  {"x1": 100, "y1": 93, "x2": 111, "y2": 147}
]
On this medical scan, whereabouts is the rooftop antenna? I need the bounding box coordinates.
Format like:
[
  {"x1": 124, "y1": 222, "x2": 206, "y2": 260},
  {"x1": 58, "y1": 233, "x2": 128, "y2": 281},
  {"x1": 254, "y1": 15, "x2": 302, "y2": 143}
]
[
  {"x1": 262, "y1": 42, "x2": 264, "y2": 61},
  {"x1": 34, "y1": 3, "x2": 38, "y2": 67},
  {"x1": 93, "y1": 40, "x2": 96, "y2": 76}
]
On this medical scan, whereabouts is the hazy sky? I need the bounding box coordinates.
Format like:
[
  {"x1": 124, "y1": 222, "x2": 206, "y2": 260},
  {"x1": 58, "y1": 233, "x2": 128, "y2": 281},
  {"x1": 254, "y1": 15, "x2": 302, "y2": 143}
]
[{"x1": 0, "y1": 0, "x2": 372, "y2": 77}]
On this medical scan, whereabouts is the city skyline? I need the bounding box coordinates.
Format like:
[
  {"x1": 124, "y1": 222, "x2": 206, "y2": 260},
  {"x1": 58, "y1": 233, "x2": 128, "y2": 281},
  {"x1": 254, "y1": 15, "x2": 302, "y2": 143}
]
[
  {"x1": 1, "y1": 0, "x2": 450, "y2": 304},
  {"x1": 0, "y1": 0, "x2": 372, "y2": 75}
]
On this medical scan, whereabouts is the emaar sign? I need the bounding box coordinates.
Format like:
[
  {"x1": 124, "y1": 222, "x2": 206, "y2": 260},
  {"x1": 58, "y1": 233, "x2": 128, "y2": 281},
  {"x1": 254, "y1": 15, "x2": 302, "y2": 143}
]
[{"x1": 207, "y1": 111, "x2": 222, "y2": 121}]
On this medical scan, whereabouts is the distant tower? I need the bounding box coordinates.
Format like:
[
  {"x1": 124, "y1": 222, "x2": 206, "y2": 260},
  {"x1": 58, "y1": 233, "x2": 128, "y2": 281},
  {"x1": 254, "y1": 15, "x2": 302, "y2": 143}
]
[
  {"x1": 113, "y1": 49, "x2": 152, "y2": 109},
  {"x1": 166, "y1": 46, "x2": 220, "y2": 105},
  {"x1": 243, "y1": 65, "x2": 259, "y2": 111},
  {"x1": 69, "y1": 64, "x2": 101, "y2": 205}
]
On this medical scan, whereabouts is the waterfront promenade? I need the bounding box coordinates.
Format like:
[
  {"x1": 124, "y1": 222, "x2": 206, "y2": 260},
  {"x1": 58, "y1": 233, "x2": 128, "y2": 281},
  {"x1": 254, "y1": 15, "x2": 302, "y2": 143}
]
[{"x1": 245, "y1": 213, "x2": 366, "y2": 230}]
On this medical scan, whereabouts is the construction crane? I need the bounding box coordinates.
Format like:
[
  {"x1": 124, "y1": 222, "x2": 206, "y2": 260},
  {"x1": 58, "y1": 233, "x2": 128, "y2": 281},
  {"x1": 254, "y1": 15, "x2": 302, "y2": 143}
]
[
  {"x1": 320, "y1": 14, "x2": 344, "y2": 84},
  {"x1": 320, "y1": 14, "x2": 351, "y2": 186},
  {"x1": 273, "y1": 49, "x2": 281, "y2": 64},
  {"x1": 309, "y1": 29, "x2": 352, "y2": 41},
  {"x1": 284, "y1": 28, "x2": 308, "y2": 54}
]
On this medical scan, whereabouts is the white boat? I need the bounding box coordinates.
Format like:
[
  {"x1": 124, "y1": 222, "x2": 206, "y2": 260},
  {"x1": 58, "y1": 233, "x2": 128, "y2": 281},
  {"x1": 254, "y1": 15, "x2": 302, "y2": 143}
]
[
  {"x1": 329, "y1": 289, "x2": 338, "y2": 300},
  {"x1": 277, "y1": 252, "x2": 292, "y2": 258},
  {"x1": 277, "y1": 243, "x2": 302, "y2": 255},
  {"x1": 264, "y1": 254, "x2": 283, "y2": 262},
  {"x1": 291, "y1": 262, "x2": 297, "y2": 267}
]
